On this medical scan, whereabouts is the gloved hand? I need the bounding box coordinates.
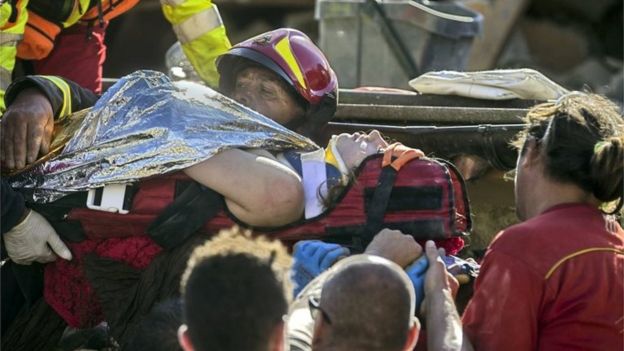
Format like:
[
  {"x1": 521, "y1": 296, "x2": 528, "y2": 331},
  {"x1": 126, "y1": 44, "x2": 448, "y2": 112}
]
[
  {"x1": 405, "y1": 255, "x2": 429, "y2": 313},
  {"x1": 3, "y1": 209, "x2": 73, "y2": 265},
  {"x1": 292, "y1": 240, "x2": 349, "y2": 297}
]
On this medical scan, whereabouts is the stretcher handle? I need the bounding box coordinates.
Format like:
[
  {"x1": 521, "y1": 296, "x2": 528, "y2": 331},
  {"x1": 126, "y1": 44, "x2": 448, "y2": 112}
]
[{"x1": 382, "y1": 143, "x2": 425, "y2": 171}]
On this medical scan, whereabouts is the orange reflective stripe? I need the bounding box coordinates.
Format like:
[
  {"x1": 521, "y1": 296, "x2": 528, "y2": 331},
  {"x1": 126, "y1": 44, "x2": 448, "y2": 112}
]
[{"x1": 544, "y1": 247, "x2": 624, "y2": 280}]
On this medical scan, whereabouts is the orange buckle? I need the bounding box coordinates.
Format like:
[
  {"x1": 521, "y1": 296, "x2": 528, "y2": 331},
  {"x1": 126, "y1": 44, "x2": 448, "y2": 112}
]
[{"x1": 382, "y1": 143, "x2": 425, "y2": 171}]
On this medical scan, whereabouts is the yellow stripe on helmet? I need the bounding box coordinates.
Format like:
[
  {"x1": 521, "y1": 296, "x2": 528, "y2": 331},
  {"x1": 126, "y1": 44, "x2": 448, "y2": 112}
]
[{"x1": 274, "y1": 37, "x2": 307, "y2": 89}]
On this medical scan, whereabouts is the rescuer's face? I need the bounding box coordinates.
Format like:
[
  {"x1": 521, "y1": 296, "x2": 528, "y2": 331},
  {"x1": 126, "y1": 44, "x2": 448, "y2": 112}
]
[
  {"x1": 514, "y1": 138, "x2": 538, "y2": 221},
  {"x1": 232, "y1": 67, "x2": 304, "y2": 127}
]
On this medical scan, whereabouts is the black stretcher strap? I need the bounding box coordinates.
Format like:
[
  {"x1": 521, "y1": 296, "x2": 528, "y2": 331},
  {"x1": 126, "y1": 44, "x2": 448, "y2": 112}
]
[
  {"x1": 147, "y1": 182, "x2": 224, "y2": 249},
  {"x1": 363, "y1": 166, "x2": 398, "y2": 244}
]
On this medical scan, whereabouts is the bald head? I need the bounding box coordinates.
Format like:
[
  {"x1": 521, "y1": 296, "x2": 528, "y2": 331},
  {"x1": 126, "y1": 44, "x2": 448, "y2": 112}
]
[{"x1": 315, "y1": 256, "x2": 416, "y2": 351}]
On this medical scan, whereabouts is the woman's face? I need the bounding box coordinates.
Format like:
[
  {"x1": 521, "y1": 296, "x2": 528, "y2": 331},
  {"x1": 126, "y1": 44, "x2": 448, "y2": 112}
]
[
  {"x1": 333, "y1": 130, "x2": 389, "y2": 170},
  {"x1": 231, "y1": 66, "x2": 304, "y2": 127}
]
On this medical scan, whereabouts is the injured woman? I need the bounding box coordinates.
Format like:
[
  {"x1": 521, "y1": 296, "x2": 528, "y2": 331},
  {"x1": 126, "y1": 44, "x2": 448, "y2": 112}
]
[
  {"x1": 2, "y1": 71, "x2": 468, "y2": 349},
  {"x1": 10, "y1": 70, "x2": 391, "y2": 227}
]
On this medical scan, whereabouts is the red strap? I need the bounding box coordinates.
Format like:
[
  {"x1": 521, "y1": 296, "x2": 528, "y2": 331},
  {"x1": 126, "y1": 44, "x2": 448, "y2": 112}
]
[{"x1": 382, "y1": 143, "x2": 425, "y2": 171}]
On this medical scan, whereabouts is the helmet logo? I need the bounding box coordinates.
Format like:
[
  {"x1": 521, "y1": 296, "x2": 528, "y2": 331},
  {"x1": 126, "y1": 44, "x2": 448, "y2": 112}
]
[
  {"x1": 275, "y1": 37, "x2": 307, "y2": 89},
  {"x1": 253, "y1": 35, "x2": 272, "y2": 46}
]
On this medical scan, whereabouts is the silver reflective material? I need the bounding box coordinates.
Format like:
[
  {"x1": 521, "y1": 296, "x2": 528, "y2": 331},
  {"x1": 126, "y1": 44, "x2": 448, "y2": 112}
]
[
  {"x1": 165, "y1": 41, "x2": 203, "y2": 83},
  {"x1": 12, "y1": 70, "x2": 319, "y2": 202}
]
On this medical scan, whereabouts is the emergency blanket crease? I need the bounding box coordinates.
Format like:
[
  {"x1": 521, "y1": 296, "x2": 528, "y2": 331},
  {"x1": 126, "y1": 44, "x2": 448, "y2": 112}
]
[{"x1": 10, "y1": 70, "x2": 319, "y2": 202}]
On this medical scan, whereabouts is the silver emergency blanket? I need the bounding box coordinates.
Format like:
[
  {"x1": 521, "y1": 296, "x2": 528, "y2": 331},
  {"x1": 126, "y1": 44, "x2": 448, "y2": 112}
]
[{"x1": 12, "y1": 70, "x2": 319, "y2": 203}]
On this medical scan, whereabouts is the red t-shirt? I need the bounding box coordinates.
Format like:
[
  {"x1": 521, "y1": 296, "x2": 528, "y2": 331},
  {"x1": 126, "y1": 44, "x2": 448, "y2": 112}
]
[{"x1": 462, "y1": 203, "x2": 624, "y2": 351}]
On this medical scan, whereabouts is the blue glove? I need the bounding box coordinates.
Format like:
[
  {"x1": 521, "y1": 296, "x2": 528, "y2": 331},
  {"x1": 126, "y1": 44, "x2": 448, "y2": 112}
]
[
  {"x1": 291, "y1": 240, "x2": 350, "y2": 297},
  {"x1": 405, "y1": 255, "x2": 429, "y2": 313}
]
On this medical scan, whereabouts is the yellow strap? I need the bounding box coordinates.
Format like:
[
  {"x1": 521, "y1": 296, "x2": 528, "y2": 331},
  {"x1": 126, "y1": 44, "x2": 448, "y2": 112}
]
[
  {"x1": 41, "y1": 75, "x2": 72, "y2": 118},
  {"x1": 545, "y1": 247, "x2": 624, "y2": 280}
]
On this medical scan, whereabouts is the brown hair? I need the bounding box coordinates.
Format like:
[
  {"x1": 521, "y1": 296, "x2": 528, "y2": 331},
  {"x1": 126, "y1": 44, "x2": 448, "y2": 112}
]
[
  {"x1": 512, "y1": 92, "x2": 624, "y2": 213},
  {"x1": 319, "y1": 171, "x2": 356, "y2": 210}
]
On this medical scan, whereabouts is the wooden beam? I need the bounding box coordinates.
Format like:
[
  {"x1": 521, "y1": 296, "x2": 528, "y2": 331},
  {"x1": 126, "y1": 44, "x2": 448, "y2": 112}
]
[{"x1": 465, "y1": 0, "x2": 530, "y2": 70}]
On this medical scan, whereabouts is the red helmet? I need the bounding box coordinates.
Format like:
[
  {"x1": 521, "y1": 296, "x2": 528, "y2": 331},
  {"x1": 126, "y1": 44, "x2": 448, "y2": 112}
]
[{"x1": 217, "y1": 28, "x2": 338, "y2": 136}]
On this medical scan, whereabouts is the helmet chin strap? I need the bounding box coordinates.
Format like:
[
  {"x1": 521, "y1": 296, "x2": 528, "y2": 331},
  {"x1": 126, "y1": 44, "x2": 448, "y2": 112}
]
[{"x1": 284, "y1": 114, "x2": 306, "y2": 132}]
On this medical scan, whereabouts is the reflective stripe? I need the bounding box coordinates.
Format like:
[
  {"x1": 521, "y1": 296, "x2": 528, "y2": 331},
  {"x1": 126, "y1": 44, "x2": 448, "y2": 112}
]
[
  {"x1": 0, "y1": 32, "x2": 23, "y2": 46},
  {"x1": 179, "y1": 25, "x2": 231, "y2": 88},
  {"x1": 172, "y1": 6, "x2": 222, "y2": 44},
  {"x1": 42, "y1": 75, "x2": 72, "y2": 118},
  {"x1": 544, "y1": 247, "x2": 624, "y2": 280},
  {"x1": 62, "y1": 0, "x2": 91, "y2": 28},
  {"x1": 275, "y1": 37, "x2": 307, "y2": 89},
  {"x1": 0, "y1": 66, "x2": 11, "y2": 89}
]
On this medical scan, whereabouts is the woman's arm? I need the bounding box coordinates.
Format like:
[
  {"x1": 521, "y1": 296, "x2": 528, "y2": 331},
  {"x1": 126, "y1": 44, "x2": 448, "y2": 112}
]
[{"x1": 184, "y1": 148, "x2": 305, "y2": 227}]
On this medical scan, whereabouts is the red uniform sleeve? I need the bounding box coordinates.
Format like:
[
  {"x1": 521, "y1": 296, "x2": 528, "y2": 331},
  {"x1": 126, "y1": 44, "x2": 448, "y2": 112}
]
[{"x1": 461, "y1": 247, "x2": 543, "y2": 351}]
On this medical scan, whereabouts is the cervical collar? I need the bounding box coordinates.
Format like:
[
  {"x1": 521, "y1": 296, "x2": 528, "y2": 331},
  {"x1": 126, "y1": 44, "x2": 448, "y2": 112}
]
[{"x1": 324, "y1": 135, "x2": 350, "y2": 180}]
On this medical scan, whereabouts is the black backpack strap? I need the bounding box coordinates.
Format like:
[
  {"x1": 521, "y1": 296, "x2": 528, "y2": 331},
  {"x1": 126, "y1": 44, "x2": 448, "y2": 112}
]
[
  {"x1": 147, "y1": 182, "x2": 224, "y2": 249},
  {"x1": 363, "y1": 145, "x2": 424, "y2": 246},
  {"x1": 363, "y1": 166, "x2": 398, "y2": 245}
]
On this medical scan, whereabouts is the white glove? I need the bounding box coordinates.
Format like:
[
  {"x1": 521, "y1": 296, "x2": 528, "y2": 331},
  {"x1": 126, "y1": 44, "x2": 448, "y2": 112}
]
[{"x1": 3, "y1": 210, "x2": 72, "y2": 265}]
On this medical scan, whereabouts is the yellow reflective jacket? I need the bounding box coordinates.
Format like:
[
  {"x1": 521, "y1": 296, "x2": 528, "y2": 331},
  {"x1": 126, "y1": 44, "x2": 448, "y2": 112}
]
[
  {"x1": 0, "y1": 0, "x2": 28, "y2": 112},
  {"x1": 2, "y1": 0, "x2": 232, "y2": 114}
]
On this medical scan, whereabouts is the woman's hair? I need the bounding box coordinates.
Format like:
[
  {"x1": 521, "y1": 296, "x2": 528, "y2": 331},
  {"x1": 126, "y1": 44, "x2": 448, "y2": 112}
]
[
  {"x1": 319, "y1": 171, "x2": 356, "y2": 210},
  {"x1": 512, "y1": 92, "x2": 624, "y2": 213}
]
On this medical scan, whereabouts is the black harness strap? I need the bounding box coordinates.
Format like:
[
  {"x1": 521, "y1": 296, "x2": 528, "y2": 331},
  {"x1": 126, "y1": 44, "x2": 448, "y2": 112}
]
[
  {"x1": 363, "y1": 166, "x2": 398, "y2": 245},
  {"x1": 147, "y1": 182, "x2": 224, "y2": 249}
]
